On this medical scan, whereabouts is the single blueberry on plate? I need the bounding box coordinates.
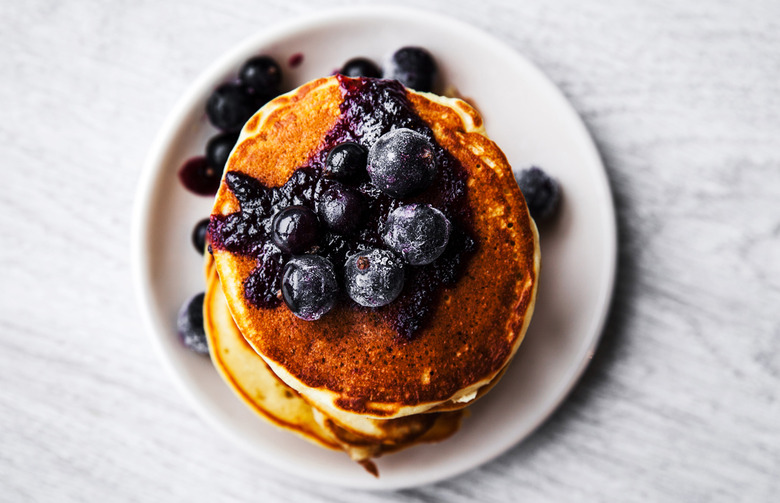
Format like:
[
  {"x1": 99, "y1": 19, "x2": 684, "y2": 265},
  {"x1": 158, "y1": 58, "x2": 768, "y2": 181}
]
[
  {"x1": 367, "y1": 128, "x2": 437, "y2": 198},
  {"x1": 515, "y1": 166, "x2": 561, "y2": 221},
  {"x1": 205, "y1": 132, "x2": 240, "y2": 173},
  {"x1": 271, "y1": 206, "x2": 320, "y2": 254},
  {"x1": 206, "y1": 82, "x2": 258, "y2": 132},
  {"x1": 316, "y1": 183, "x2": 366, "y2": 234},
  {"x1": 340, "y1": 57, "x2": 381, "y2": 78},
  {"x1": 324, "y1": 142, "x2": 368, "y2": 181},
  {"x1": 344, "y1": 248, "x2": 405, "y2": 307},
  {"x1": 178, "y1": 157, "x2": 221, "y2": 196},
  {"x1": 192, "y1": 218, "x2": 210, "y2": 254},
  {"x1": 238, "y1": 55, "x2": 282, "y2": 94},
  {"x1": 384, "y1": 47, "x2": 437, "y2": 92},
  {"x1": 176, "y1": 293, "x2": 209, "y2": 355},
  {"x1": 281, "y1": 255, "x2": 339, "y2": 321},
  {"x1": 383, "y1": 204, "x2": 452, "y2": 265}
]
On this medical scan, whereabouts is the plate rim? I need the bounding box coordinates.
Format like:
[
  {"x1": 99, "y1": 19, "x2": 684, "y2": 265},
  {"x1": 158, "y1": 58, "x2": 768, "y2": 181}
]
[{"x1": 131, "y1": 5, "x2": 617, "y2": 490}]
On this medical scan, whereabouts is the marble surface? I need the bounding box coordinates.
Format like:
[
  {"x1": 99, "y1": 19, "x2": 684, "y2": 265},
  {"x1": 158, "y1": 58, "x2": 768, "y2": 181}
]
[{"x1": 2, "y1": 0, "x2": 779, "y2": 501}]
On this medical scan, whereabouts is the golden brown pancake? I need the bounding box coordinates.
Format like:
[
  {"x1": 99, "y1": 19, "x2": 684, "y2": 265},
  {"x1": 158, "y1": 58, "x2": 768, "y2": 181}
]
[
  {"x1": 209, "y1": 76, "x2": 540, "y2": 422},
  {"x1": 203, "y1": 252, "x2": 464, "y2": 473}
]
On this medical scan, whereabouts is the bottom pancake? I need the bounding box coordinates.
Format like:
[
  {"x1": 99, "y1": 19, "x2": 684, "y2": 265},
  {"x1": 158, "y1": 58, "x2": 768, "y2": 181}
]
[{"x1": 203, "y1": 253, "x2": 464, "y2": 474}]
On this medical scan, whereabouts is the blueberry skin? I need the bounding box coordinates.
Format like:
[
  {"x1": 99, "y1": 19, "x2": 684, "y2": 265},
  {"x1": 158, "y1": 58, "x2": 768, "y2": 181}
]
[
  {"x1": 178, "y1": 157, "x2": 221, "y2": 196},
  {"x1": 367, "y1": 128, "x2": 437, "y2": 198},
  {"x1": 383, "y1": 204, "x2": 452, "y2": 265},
  {"x1": 324, "y1": 142, "x2": 368, "y2": 181},
  {"x1": 206, "y1": 82, "x2": 258, "y2": 132},
  {"x1": 384, "y1": 47, "x2": 437, "y2": 92},
  {"x1": 344, "y1": 248, "x2": 405, "y2": 307},
  {"x1": 340, "y1": 57, "x2": 381, "y2": 78},
  {"x1": 239, "y1": 56, "x2": 282, "y2": 94},
  {"x1": 515, "y1": 167, "x2": 561, "y2": 221},
  {"x1": 176, "y1": 293, "x2": 209, "y2": 355},
  {"x1": 316, "y1": 183, "x2": 366, "y2": 234},
  {"x1": 271, "y1": 206, "x2": 320, "y2": 254},
  {"x1": 281, "y1": 255, "x2": 339, "y2": 321},
  {"x1": 205, "y1": 132, "x2": 240, "y2": 173},
  {"x1": 191, "y1": 218, "x2": 210, "y2": 254}
]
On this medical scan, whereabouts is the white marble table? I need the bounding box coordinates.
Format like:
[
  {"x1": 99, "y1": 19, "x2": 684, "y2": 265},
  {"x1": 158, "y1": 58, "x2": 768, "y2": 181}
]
[{"x1": 2, "y1": 1, "x2": 779, "y2": 501}]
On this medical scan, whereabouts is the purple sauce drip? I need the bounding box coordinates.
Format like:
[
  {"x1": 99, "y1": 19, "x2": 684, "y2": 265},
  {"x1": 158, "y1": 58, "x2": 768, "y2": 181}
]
[
  {"x1": 210, "y1": 76, "x2": 476, "y2": 338},
  {"x1": 288, "y1": 53, "x2": 304, "y2": 68}
]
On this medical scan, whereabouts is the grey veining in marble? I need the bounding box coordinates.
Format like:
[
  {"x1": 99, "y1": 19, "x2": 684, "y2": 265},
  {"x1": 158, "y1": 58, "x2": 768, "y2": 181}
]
[{"x1": 1, "y1": 0, "x2": 779, "y2": 501}]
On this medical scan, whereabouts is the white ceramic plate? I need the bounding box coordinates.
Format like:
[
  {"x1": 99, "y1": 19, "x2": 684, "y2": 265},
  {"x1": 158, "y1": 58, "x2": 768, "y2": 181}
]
[{"x1": 132, "y1": 6, "x2": 616, "y2": 490}]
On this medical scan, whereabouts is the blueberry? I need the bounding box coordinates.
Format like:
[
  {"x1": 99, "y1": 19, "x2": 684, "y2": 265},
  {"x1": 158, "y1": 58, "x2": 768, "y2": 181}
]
[
  {"x1": 178, "y1": 157, "x2": 221, "y2": 196},
  {"x1": 176, "y1": 293, "x2": 209, "y2": 355},
  {"x1": 367, "y1": 128, "x2": 437, "y2": 198},
  {"x1": 384, "y1": 47, "x2": 437, "y2": 92},
  {"x1": 192, "y1": 218, "x2": 210, "y2": 254},
  {"x1": 515, "y1": 167, "x2": 561, "y2": 220},
  {"x1": 238, "y1": 56, "x2": 282, "y2": 94},
  {"x1": 383, "y1": 204, "x2": 451, "y2": 265},
  {"x1": 206, "y1": 132, "x2": 240, "y2": 173},
  {"x1": 206, "y1": 82, "x2": 258, "y2": 132},
  {"x1": 271, "y1": 206, "x2": 320, "y2": 254},
  {"x1": 324, "y1": 142, "x2": 367, "y2": 181},
  {"x1": 340, "y1": 57, "x2": 381, "y2": 78},
  {"x1": 344, "y1": 248, "x2": 405, "y2": 307},
  {"x1": 316, "y1": 183, "x2": 366, "y2": 234},
  {"x1": 281, "y1": 255, "x2": 339, "y2": 320}
]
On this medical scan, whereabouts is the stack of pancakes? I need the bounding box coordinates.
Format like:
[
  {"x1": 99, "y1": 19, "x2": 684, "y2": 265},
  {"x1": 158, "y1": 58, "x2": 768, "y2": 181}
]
[{"x1": 204, "y1": 76, "x2": 540, "y2": 475}]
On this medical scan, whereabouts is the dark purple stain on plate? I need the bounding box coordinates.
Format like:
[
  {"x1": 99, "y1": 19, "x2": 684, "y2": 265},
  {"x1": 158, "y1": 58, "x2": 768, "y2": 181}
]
[{"x1": 288, "y1": 53, "x2": 304, "y2": 68}]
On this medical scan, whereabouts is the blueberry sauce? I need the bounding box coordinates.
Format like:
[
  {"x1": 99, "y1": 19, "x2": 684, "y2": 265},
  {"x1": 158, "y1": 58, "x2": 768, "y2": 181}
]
[{"x1": 209, "y1": 77, "x2": 476, "y2": 338}]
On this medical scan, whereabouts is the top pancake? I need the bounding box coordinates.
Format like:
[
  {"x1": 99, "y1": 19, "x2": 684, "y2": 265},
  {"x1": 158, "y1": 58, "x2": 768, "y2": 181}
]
[{"x1": 210, "y1": 76, "x2": 539, "y2": 420}]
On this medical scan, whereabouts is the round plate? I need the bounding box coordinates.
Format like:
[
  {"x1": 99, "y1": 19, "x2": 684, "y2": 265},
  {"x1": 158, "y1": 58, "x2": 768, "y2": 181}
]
[{"x1": 132, "y1": 6, "x2": 616, "y2": 490}]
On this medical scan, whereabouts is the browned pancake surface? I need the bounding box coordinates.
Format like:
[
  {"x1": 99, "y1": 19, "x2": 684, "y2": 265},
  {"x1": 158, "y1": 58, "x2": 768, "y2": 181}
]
[
  {"x1": 203, "y1": 252, "x2": 464, "y2": 462},
  {"x1": 212, "y1": 77, "x2": 537, "y2": 416}
]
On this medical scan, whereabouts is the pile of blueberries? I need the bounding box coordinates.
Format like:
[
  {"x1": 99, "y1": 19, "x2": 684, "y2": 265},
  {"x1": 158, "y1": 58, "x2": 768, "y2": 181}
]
[
  {"x1": 178, "y1": 56, "x2": 285, "y2": 197},
  {"x1": 178, "y1": 47, "x2": 438, "y2": 198},
  {"x1": 276, "y1": 127, "x2": 452, "y2": 321},
  {"x1": 176, "y1": 46, "x2": 561, "y2": 354},
  {"x1": 177, "y1": 55, "x2": 288, "y2": 354},
  {"x1": 176, "y1": 47, "x2": 443, "y2": 353}
]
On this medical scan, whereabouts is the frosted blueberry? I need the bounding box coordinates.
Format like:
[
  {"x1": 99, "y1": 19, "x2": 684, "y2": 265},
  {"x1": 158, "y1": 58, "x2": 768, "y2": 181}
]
[
  {"x1": 344, "y1": 249, "x2": 405, "y2": 307},
  {"x1": 384, "y1": 47, "x2": 437, "y2": 92},
  {"x1": 176, "y1": 293, "x2": 209, "y2": 355},
  {"x1": 316, "y1": 183, "x2": 366, "y2": 234},
  {"x1": 367, "y1": 128, "x2": 436, "y2": 198},
  {"x1": 281, "y1": 255, "x2": 339, "y2": 321},
  {"x1": 515, "y1": 166, "x2": 560, "y2": 221},
  {"x1": 383, "y1": 204, "x2": 451, "y2": 265}
]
